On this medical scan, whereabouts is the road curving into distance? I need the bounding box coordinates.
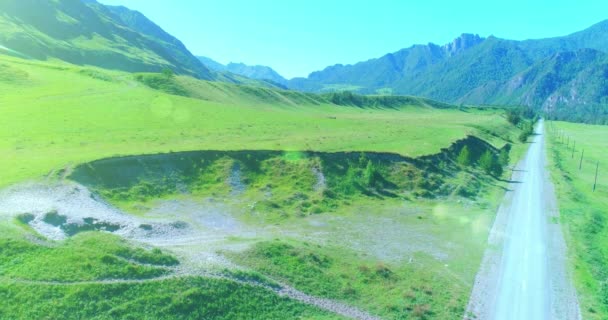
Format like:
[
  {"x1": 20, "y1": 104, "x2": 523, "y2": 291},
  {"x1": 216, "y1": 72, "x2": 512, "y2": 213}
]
[{"x1": 466, "y1": 119, "x2": 581, "y2": 320}]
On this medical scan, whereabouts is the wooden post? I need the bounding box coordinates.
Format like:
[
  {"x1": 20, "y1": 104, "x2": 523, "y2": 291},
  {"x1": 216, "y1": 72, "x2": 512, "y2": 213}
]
[
  {"x1": 567, "y1": 136, "x2": 569, "y2": 148},
  {"x1": 572, "y1": 141, "x2": 576, "y2": 159},
  {"x1": 594, "y1": 161, "x2": 599, "y2": 192},
  {"x1": 579, "y1": 149, "x2": 584, "y2": 170}
]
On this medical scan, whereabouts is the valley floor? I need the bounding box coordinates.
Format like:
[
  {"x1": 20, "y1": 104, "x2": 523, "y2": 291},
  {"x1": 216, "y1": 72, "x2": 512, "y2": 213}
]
[{"x1": 0, "y1": 55, "x2": 530, "y2": 319}]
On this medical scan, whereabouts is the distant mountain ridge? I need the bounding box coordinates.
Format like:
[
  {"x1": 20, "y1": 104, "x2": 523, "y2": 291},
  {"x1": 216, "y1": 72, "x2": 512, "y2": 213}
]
[
  {"x1": 197, "y1": 56, "x2": 287, "y2": 85},
  {"x1": 290, "y1": 33, "x2": 487, "y2": 92},
  {"x1": 288, "y1": 21, "x2": 608, "y2": 123}
]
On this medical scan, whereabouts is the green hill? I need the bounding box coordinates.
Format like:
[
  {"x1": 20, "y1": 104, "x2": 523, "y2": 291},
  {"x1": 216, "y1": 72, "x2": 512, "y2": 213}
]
[{"x1": 0, "y1": 0, "x2": 213, "y2": 79}]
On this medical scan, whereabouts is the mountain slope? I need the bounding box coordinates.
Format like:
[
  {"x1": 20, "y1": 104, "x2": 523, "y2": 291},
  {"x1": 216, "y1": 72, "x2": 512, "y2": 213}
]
[
  {"x1": 518, "y1": 20, "x2": 608, "y2": 60},
  {"x1": 197, "y1": 56, "x2": 226, "y2": 71},
  {"x1": 0, "y1": 0, "x2": 213, "y2": 79},
  {"x1": 197, "y1": 56, "x2": 287, "y2": 85},
  {"x1": 493, "y1": 49, "x2": 608, "y2": 123},
  {"x1": 393, "y1": 37, "x2": 535, "y2": 103}
]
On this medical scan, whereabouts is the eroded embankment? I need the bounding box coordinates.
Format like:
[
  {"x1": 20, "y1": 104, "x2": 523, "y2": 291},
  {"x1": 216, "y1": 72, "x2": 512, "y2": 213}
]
[{"x1": 67, "y1": 135, "x2": 507, "y2": 216}]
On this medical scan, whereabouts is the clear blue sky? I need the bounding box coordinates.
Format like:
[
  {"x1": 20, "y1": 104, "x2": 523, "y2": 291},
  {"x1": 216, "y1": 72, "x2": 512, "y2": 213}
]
[{"x1": 98, "y1": 0, "x2": 607, "y2": 79}]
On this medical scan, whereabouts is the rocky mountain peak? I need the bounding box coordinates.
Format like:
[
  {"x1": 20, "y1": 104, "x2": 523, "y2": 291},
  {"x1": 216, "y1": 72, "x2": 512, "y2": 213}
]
[{"x1": 443, "y1": 33, "x2": 484, "y2": 56}]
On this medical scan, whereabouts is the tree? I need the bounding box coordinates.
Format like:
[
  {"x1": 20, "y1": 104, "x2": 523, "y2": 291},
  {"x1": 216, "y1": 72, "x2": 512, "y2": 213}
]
[
  {"x1": 506, "y1": 110, "x2": 521, "y2": 125},
  {"x1": 479, "y1": 151, "x2": 503, "y2": 177},
  {"x1": 358, "y1": 152, "x2": 367, "y2": 166},
  {"x1": 457, "y1": 146, "x2": 471, "y2": 166},
  {"x1": 518, "y1": 122, "x2": 534, "y2": 142},
  {"x1": 161, "y1": 67, "x2": 174, "y2": 78},
  {"x1": 363, "y1": 160, "x2": 375, "y2": 187},
  {"x1": 493, "y1": 160, "x2": 504, "y2": 177},
  {"x1": 498, "y1": 148, "x2": 510, "y2": 167}
]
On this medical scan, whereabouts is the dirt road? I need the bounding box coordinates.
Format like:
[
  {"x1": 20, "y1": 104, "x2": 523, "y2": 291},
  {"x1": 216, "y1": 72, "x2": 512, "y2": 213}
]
[{"x1": 466, "y1": 120, "x2": 580, "y2": 320}]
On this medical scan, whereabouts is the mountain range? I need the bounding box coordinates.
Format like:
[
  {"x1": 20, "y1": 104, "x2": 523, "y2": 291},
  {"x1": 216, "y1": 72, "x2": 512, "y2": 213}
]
[
  {"x1": 288, "y1": 21, "x2": 608, "y2": 122},
  {"x1": 197, "y1": 56, "x2": 288, "y2": 86}
]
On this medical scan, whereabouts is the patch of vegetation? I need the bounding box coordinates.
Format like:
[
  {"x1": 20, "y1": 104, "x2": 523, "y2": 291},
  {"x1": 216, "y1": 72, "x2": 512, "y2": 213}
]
[
  {"x1": 227, "y1": 240, "x2": 468, "y2": 319},
  {"x1": 0, "y1": 231, "x2": 175, "y2": 281},
  {"x1": 0, "y1": 277, "x2": 338, "y2": 319},
  {"x1": 0, "y1": 223, "x2": 335, "y2": 318},
  {"x1": 221, "y1": 269, "x2": 280, "y2": 289},
  {"x1": 0, "y1": 63, "x2": 29, "y2": 83},
  {"x1": 322, "y1": 91, "x2": 453, "y2": 109},
  {"x1": 116, "y1": 246, "x2": 179, "y2": 266},
  {"x1": 78, "y1": 68, "x2": 113, "y2": 82},
  {"x1": 135, "y1": 72, "x2": 189, "y2": 96}
]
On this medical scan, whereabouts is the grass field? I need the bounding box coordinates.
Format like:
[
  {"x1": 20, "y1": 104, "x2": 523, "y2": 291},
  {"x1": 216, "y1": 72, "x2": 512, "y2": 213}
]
[
  {"x1": 0, "y1": 220, "x2": 340, "y2": 319},
  {"x1": 546, "y1": 121, "x2": 608, "y2": 319},
  {"x1": 1, "y1": 55, "x2": 515, "y2": 188},
  {"x1": 224, "y1": 191, "x2": 506, "y2": 319},
  {"x1": 0, "y1": 53, "x2": 531, "y2": 319},
  {"x1": 0, "y1": 279, "x2": 340, "y2": 320}
]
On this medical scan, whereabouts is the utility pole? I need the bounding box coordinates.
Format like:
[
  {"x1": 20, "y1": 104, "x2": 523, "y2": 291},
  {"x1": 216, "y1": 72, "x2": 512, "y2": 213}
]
[
  {"x1": 579, "y1": 149, "x2": 584, "y2": 170},
  {"x1": 594, "y1": 161, "x2": 599, "y2": 192}
]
